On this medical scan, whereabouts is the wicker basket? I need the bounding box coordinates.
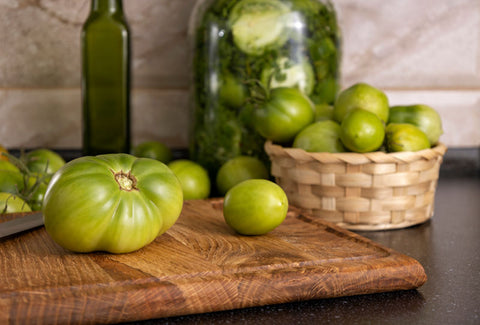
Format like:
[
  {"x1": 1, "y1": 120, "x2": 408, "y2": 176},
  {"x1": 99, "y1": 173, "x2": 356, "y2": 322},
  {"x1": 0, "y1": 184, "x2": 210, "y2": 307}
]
[{"x1": 265, "y1": 141, "x2": 447, "y2": 231}]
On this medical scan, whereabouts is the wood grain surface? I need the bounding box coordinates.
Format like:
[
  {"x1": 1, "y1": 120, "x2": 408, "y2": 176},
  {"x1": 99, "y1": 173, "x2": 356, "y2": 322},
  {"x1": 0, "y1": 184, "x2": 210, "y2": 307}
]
[{"x1": 0, "y1": 199, "x2": 427, "y2": 324}]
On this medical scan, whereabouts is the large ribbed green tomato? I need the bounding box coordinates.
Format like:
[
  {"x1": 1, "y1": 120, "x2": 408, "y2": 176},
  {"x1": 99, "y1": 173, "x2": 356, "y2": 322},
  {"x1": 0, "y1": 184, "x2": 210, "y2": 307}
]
[{"x1": 43, "y1": 154, "x2": 183, "y2": 254}]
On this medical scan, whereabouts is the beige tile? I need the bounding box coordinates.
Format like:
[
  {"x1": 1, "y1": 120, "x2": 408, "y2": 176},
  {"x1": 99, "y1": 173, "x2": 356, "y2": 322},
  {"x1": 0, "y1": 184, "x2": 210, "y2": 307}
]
[
  {"x1": 131, "y1": 89, "x2": 190, "y2": 148},
  {"x1": 334, "y1": 0, "x2": 480, "y2": 88},
  {"x1": 0, "y1": 1, "x2": 86, "y2": 87},
  {"x1": 0, "y1": 0, "x2": 195, "y2": 88},
  {"x1": 125, "y1": 0, "x2": 196, "y2": 89},
  {"x1": 0, "y1": 89, "x2": 82, "y2": 148}
]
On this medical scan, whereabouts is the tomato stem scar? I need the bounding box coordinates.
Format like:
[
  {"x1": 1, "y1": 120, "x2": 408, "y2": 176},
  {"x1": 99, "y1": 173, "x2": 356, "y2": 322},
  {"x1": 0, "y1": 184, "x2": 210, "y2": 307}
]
[{"x1": 114, "y1": 170, "x2": 138, "y2": 191}]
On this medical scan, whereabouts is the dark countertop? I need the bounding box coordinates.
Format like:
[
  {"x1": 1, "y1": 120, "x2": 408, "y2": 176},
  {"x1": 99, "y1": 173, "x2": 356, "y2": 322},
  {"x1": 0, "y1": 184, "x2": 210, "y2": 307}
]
[{"x1": 128, "y1": 175, "x2": 480, "y2": 325}]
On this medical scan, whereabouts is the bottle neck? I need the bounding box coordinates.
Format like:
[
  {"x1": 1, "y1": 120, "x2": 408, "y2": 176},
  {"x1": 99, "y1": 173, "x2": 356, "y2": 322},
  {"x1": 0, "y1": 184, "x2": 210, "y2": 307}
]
[{"x1": 92, "y1": 0, "x2": 123, "y2": 13}]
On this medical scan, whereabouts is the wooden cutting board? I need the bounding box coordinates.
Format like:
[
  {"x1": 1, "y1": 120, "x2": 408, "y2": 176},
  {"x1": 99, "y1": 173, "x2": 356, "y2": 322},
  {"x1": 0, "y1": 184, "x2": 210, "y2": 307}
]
[{"x1": 0, "y1": 199, "x2": 426, "y2": 324}]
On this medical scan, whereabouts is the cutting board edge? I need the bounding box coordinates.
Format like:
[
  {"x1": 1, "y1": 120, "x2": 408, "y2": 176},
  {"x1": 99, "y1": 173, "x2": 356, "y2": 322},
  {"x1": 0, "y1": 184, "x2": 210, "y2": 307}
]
[{"x1": 0, "y1": 250, "x2": 427, "y2": 324}]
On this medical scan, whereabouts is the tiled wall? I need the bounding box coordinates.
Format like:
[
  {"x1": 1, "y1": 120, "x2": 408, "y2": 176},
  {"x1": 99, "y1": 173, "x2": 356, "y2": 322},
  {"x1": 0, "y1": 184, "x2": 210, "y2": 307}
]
[{"x1": 0, "y1": 0, "x2": 478, "y2": 150}]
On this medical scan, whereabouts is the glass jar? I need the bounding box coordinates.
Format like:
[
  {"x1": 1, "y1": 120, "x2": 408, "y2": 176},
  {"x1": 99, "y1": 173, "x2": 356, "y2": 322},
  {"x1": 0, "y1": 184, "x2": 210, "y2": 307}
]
[{"x1": 188, "y1": 0, "x2": 341, "y2": 179}]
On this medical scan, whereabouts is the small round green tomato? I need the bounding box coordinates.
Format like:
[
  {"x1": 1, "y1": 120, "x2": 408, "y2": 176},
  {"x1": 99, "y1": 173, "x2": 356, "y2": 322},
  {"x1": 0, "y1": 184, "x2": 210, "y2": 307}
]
[
  {"x1": 314, "y1": 104, "x2": 335, "y2": 122},
  {"x1": 254, "y1": 87, "x2": 314, "y2": 143},
  {"x1": 334, "y1": 82, "x2": 389, "y2": 123},
  {"x1": 218, "y1": 73, "x2": 247, "y2": 108},
  {"x1": 25, "y1": 149, "x2": 65, "y2": 175},
  {"x1": 0, "y1": 192, "x2": 31, "y2": 214},
  {"x1": 223, "y1": 179, "x2": 288, "y2": 235},
  {"x1": 0, "y1": 170, "x2": 24, "y2": 194},
  {"x1": 132, "y1": 141, "x2": 173, "y2": 164},
  {"x1": 0, "y1": 160, "x2": 20, "y2": 173},
  {"x1": 385, "y1": 123, "x2": 431, "y2": 152},
  {"x1": 340, "y1": 109, "x2": 385, "y2": 153},
  {"x1": 293, "y1": 120, "x2": 346, "y2": 153},
  {"x1": 216, "y1": 156, "x2": 269, "y2": 196},
  {"x1": 168, "y1": 160, "x2": 210, "y2": 200},
  {"x1": 43, "y1": 154, "x2": 184, "y2": 254},
  {"x1": 25, "y1": 175, "x2": 49, "y2": 211}
]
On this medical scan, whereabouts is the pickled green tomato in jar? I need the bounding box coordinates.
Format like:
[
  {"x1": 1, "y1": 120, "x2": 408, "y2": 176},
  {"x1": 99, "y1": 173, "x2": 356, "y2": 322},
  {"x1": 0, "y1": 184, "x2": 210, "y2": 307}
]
[{"x1": 188, "y1": 0, "x2": 341, "y2": 179}]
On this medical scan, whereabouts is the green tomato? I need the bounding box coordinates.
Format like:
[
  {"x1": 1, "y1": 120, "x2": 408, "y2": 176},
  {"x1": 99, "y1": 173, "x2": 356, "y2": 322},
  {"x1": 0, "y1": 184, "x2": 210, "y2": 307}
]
[
  {"x1": 310, "y1": 36, "x2": 338, "y2": 61},
  {"x1": 229, "y1": 0, "x2": 290, "y2": 56},
  {"x1": 293, "y1": 120, "x2": 346, "y2": 153},
  {"x1": 25, "y1": 149, "x2": 65, "y2": 175},
  {"x1": 254, "y1": 87, "x2": 314, "y2": 143},
  {"x1": 0, "y1": 192, "x2": 31, "y2": 214},
  {"x1": 168, "y1": 160, "x2": 210, "y2": 200},
  {"x1": 334, "y1": 83, "x2": 389, "y2": 123},
  {"x1": 388, "y1": 104, "x2": 443, "y2": 146},
  {"x1": 311, "y1": 77, "x2": 339, "y2": 105},
  {"x1": 216, "y1": 156, "x2": 269, "y2": 196},
  {"x1": 385, "y1": 123, "x2": 431, "y2": 152},
  {"x1": 223, "y1": 179, "x2": 288, "y2": 235},
  {"x1": 0, "y1": 160, "x2": 20, "y2": 173},
  {"x1": 43, "y1": 154, "x2": 184, "y2": 254},
  {"x1": 218, "y1": 73, "x2": 248, "y2": 108},
  {"x1": 261, "y1": 57, "x2": 315, "y2": 96},
  {"x1": 0, "y1": 170, "x2": 24, "y2": 194},
  {"x1": 25, "y1": 175, "x2": 49, "y2": 211},
  {"x1": 314, "y1": 104, "x2": 335, "y2": 122},
  {"x1": 340, "y1": 109, "x2": 385, "y2": 153},
  {"x1": 131, "y1": 141, "x2": 173, "y2": 164}
]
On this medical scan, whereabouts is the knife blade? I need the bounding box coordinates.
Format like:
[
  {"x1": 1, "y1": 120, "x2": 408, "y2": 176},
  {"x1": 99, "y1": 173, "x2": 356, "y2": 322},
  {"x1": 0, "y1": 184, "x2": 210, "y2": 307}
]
[{"x1": 0, "y1": 212, "x2": 44, "y2": 239}]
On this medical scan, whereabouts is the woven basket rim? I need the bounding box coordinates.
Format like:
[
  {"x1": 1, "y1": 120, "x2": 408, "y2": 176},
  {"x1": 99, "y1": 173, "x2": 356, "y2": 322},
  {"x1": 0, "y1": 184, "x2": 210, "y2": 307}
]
[{"x1": 265, "y1": 141, "x2": 447, "y2": 165}]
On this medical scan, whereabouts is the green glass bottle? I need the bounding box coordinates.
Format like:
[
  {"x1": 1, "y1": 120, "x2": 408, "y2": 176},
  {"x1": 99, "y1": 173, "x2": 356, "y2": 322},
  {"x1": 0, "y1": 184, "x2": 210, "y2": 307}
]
[{"x1": 82, "y1": 0, "x2": 130, "y2": 155}]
